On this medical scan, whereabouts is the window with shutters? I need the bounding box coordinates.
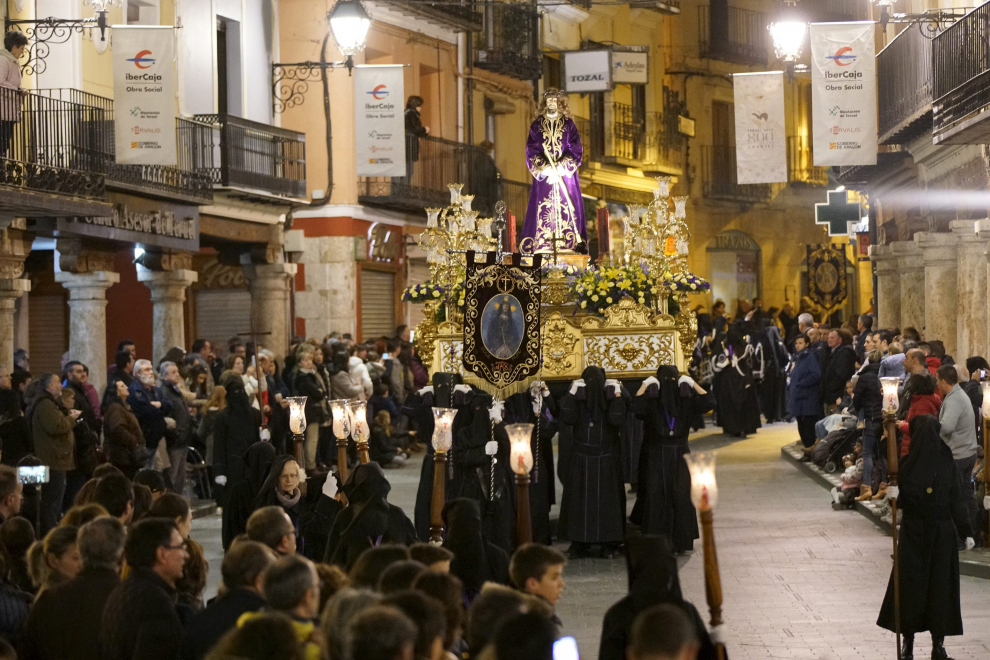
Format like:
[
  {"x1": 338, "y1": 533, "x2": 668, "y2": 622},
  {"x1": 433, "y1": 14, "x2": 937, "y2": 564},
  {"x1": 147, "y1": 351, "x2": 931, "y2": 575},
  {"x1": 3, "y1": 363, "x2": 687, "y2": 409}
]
[{"x1": 360, "y1": 269, "x2": 396, "y2": 341}]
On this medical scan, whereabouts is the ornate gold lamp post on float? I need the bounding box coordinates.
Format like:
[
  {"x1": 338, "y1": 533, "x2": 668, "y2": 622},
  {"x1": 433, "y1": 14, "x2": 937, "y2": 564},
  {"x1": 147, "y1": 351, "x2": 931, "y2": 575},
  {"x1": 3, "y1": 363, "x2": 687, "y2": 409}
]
[
  {"x1": 684, "y1": 451, "x2": 727, "y2": 660},
  {"x1": 507, "y1": 423, "x2": 535, "y2": 547},
  {"x1": 879, "y1": 376, "x2": 903, "y2": 660},
  {"x1": 330, "y1": 399, "x2": 351, "y2": 483},
  {"x1": 286, "y1": 396, "x2": 308, "y2": 469},
  {"x1": 429, "y1": 407, "x2": 457, "y2": 544}
]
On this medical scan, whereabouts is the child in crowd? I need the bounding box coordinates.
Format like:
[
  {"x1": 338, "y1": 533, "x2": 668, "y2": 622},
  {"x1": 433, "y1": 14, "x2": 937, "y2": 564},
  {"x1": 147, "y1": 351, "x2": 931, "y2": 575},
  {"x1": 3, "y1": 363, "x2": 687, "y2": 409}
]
[
  {"x1": 509, "y1": 543, "x2": 566, "y2": 631},
  {"x1": 831, "y1": 441, "x2": 863, "y2": 510},
  {"x1": 409, "y1": 543, "x2": 454, "y2": 573},
  {"x1": 368, "y1": 381, "x2": 398, "y2": 423},
  {"x1": 627, "y1": 604, "x2": 700, "y2": 660},
  {"x1": 369, "y1": 411, "x2": 407, "y2": 468},
  {"x1": 815, "y1": 379, "x2": 857, "y2": 441}
]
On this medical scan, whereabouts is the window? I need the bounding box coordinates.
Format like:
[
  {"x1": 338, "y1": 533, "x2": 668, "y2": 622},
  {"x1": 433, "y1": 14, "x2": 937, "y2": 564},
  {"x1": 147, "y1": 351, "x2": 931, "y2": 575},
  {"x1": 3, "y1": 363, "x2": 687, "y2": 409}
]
[
  {"x1": 543, "y1": 55, "x2": 562, "y2": 91},
  {"x1": 126, "y1": 0, "x2": 160, "y2": 25}
]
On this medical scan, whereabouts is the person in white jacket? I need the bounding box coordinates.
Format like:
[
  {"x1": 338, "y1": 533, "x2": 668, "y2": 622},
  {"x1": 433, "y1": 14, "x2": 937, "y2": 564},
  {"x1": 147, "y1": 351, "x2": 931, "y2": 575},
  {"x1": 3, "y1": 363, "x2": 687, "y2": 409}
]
[
  {"x1": 349, "y1": 349, "x2": 373, "y2": 400},
  {"x1": 1, "y1": 31, "x2": 29, "y2": 156}
]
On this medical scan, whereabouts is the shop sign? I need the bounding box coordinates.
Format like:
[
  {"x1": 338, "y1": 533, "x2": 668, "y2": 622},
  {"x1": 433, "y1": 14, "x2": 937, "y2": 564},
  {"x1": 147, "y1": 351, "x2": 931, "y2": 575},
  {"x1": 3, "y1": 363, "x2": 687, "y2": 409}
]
[
  {"x1": 367, "y1": 223, "x2": 402, "y2": 263},
  {"x1": 562, "y1": 50, "x2": 611, "y2": 93},
  {"x1": 612, "y1": 51, "x2": 648, "y2": 85},
  {"x1": 59, "y1": 192, "x2": 199, "y2": 251}
]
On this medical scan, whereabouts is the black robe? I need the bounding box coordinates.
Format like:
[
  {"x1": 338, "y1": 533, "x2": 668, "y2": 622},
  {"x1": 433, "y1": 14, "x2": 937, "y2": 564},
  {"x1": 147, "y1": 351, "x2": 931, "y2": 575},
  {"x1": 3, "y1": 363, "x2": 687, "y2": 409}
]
[
  {"x1": 599, "y1": 536, "x2": 720, "y2": 660},
  {"x1": 502, "y1": 390, "x2": 557, "y2": 545},
  {"x1": 557, "y1": 367, "x2": 627, "y2": 545},
  {"x1": 324, "y1": 462, "x2": 417, "y2": 569},
  {"x1": 629, "y1": 367, "x2": 715, "y2": 552},
  {"x1": 878, "y1": 416, "x2": 974, "y2": 637},
  {"x1": 442, "y1": 498, "x2": 510, "y2": 603},
  {"x1": 757, "y1": 325, "x2": 789, "y2": 424},
  {"x1": 221, "y1": 441, "x2": 276, "y2": 550},
  {"x1": 712, "y1": 328, "x2": 761, "y2": 436}
]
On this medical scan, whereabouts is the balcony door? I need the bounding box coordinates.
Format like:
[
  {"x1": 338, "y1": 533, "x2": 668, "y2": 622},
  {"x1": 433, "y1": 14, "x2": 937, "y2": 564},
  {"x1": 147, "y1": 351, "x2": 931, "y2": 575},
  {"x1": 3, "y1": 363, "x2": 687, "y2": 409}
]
[
  {"x1": 711, "y1": 101, "x2": 735, "y2": 184},
  {"x1": 216, "y1": 18, "x2": 243, "y2": 117}
]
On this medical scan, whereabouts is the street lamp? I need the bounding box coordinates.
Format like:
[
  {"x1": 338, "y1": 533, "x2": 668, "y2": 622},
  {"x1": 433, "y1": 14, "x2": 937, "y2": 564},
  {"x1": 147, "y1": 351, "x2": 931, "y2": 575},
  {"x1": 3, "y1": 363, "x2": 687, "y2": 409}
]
[
  {"x1": 286, "y1": 396, "x2": 308, "y2": 468},
  {"x1": 330, "y1": 399, "x2": 351, "y2": 483},
  {"x1": 506, "y1": 423, "x2": 535, "y2": 547},
  {"x1": 328, "y1": 0, "x2": 372, "y2": 64},
  {"x1": 684, "y1": 451, "x2": 725, "y2": 657},
  {"x1": 768, "y1": 0, "x2": 807, "y2": 77},
  {"x1": 347, "y1": 400, "x2": 371, "y2": 464},
  {"x1": 430, "y1": 408, "x2": 457, "y2": 543}
]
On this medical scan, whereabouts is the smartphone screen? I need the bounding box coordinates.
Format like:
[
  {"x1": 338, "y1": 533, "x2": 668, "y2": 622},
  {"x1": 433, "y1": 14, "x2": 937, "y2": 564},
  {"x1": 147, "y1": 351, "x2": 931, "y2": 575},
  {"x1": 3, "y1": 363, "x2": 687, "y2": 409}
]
[
  {"x1": 552, "y1": 637, "x2": 579, "y2": 660},
  {"x1": 17, "y1": 465, "x2": 49, "y2": 485}
]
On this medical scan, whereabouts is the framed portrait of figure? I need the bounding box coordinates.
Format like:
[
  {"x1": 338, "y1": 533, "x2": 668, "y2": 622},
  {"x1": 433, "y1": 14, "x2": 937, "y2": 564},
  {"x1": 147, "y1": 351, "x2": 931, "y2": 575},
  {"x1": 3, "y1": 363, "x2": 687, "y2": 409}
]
[{"x1": 463, "y1": 251, "x2": 543, "y2": 389}]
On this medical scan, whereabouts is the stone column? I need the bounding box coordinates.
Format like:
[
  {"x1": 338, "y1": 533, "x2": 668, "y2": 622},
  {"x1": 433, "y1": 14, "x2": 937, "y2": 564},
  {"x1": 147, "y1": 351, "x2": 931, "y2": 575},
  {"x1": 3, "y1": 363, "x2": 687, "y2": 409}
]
[
  {"x1": 55, "y1": 271, "x2": 120, "y2": 394},
  {"x1": 954, "y1": 220, "x2": 989, "y2": 360},
  {"x1": 243, "y1": 262, "x2": 298, "y2": 361},
  {"x1": 138, "y1": 268, "x2": 198, "y2": 366},
  {"x1": 915, "y1": 231, "x2": 961, "y2": 356},
  {"x1": 869, "y1": 244, "x2": 901, "y2": 330},
  {"x1": 0, "y1": 279, "x2": 30, "y2": 370},
  {"x1": 892, "y1": 240, "x2": 925, "y2": 332}
]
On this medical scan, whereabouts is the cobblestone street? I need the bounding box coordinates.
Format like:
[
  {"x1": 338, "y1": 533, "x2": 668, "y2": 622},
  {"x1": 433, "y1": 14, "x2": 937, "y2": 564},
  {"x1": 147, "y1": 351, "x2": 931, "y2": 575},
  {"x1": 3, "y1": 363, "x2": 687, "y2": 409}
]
[{"x1": 193, "y1": 421, "x2": 990, "y2": 660}]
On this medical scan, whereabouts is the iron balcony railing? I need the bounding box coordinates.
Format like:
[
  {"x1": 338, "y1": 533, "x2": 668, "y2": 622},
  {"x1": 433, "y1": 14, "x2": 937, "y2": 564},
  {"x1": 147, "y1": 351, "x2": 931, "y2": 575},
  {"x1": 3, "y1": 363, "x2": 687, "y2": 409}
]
[
  {"x1": 702, "y1": 145, "x2": 773, "y2": 204},
  {"x1": 577, "y1": 105, "x2": 679, "y2": 170},
  {"x1": 193, "y1": 113, "x2": 306, "y2": 200},
  {"x1": 933, "y1": 2, "x2": 990, "y2": 139},
  {"x1": 358, "y1": 133, "x2": 499, "y2": 216},
  {"x1": 36, "y1": 88, "x2": 213, "y2": 203},
  {"x1": 808, "y1": 0, "x2": 860, "y2": 21},
  {"x1": 500, "y1": 178, "x2": 531, "y2": 232},
  {"x1": 878, "y1": 24, "x2": 933, "y2": 144},
  {"x1": 387, "y1": 0, "x2": 483, "y2": 32},
  {"x1": 699, "y1": 5, "x2": 769, "y2": 66},
  {"x1": 787, "y1": 136, "x2": 828, "y2": 186},
  {"x1": 474, "y1": 2, "x2": 542, "y2": 81},
  {"x1": 0, "y1": 87, "x2": 106, "y2": 200}
]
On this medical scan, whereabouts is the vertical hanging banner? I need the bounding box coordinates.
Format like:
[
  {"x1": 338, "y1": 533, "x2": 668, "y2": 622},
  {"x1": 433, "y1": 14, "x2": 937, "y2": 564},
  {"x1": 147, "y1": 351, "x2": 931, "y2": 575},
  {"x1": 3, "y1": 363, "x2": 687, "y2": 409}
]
[
  {"x1": 112, "y1": 26, "x2": 176, "y2": 166},
  {"x1": 811, "y1": 21, "x2": 877, "y2": 166},
  {"x1": 355, "y1": 65, "x2": 406, "y2": 178},
  {"x1": 733, "y1": 71, "x2": 787, "y2": 184}
]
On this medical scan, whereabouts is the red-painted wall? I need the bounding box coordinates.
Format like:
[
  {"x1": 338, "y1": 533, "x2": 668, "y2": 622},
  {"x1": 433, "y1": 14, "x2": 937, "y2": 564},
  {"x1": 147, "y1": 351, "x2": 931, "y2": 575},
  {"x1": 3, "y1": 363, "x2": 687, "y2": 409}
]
[{"x1": 105, "y1": 250, "x2": 153, "y2": 363}]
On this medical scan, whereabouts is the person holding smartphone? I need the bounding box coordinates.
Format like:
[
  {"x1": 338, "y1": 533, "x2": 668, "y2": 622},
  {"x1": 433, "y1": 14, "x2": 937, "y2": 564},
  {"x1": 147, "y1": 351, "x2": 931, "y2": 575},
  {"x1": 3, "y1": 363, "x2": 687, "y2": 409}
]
[{"x1": 26, "y1": 373, "x2": 81, "y2": 533}]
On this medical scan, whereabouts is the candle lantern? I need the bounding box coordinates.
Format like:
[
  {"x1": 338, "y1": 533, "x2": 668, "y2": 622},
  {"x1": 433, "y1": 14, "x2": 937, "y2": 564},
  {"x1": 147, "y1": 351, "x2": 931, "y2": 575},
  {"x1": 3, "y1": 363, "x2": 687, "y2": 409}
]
[
  {"x1": 684, "y1": 450, "x2": 724, "y2": 645},
  {"x1": 286, "y1": 396, "x2": 308, "y2": 467},
  {"x1": 429, "y1": 407, "x2": 458, "y2": 543},
  {"x1": 673, "y1": 195, "x2": 688, "y2": 220},
  {"x1": 505, "y1": 423, "x2": 535, "y2": 546},
  {"x1": 330, "y1": 399, "x2": 351, "y2": 482},
  {"x1": 981, "y1": 381, "x2": 990, "y2": 418},
  {"x1": 655, "y1": 176, "x2": 671, "y2": 199},
  {"x1": 347, "y1": 400, "x2": 371, "y2": 464},
  {"x1": 685, "y1": 451, "x2": 718, "y2": 510},
  {"x1": 460, "y1": 194, "x2": 475, "y2": 213},
  {"x1": 880, "y1": 377, "x2": 900, "y2": 416},
  {"x1": 426, "y1": 207, "x2": 441, "y2": 228},
  {"x1": 448, "y1": 183, "x2": 463, "y2": 206}
]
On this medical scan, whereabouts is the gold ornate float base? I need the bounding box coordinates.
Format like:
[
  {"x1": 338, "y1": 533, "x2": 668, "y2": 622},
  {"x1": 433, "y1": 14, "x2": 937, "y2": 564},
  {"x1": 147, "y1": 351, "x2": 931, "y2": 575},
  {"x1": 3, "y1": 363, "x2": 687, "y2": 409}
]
[{"x1": 428, "y1": 297, "x2": 687, "y2": 387}]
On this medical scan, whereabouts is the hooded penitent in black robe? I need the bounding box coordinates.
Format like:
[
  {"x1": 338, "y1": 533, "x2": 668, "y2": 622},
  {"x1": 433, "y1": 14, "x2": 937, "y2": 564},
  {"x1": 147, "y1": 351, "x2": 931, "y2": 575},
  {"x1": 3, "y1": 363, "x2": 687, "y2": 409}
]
[
  {"x1": 557, "y1": 366, "x2": 627, "y2": 546},
  {"x1": 599, "y1": 536, "x2": 720, "y2": 660},
  {"x1": 450, "y1": 391, "x2": 515, "y2": 554},
  {"x1": 757, "y1": 324, "x2": 789, "y2": 424},
  {"x1": 412, "y1": 374, "x2": 465, "y2": 542},
  {"x1": 221, "y1": 441, "x2": 276, "y2": 550},
  {"x1": 877, "y1": 415, "x2": 974, "y2": 638},
  {"x1": 629, "y1": 367, "x2": 715, "y2": 552},
  {"x1": 502, "y1": 388, "x2": 558, "y2": 545},
  {"x1": 442, "y1": 497, "x2": 510, "y2": 603},
  {"x1": 711, "y1": 324, "x2": 761, "y2": 437},
  {"x1": 324, "y1": 462, "x2": 417, "y2": 569}
]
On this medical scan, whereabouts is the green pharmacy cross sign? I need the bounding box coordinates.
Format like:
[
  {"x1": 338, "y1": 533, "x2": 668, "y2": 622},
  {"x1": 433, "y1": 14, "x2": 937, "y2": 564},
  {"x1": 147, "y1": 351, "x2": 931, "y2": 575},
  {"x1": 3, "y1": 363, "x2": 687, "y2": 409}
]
[{"x1": 815, "y1": 189, "x2": 861, "y2": 237}]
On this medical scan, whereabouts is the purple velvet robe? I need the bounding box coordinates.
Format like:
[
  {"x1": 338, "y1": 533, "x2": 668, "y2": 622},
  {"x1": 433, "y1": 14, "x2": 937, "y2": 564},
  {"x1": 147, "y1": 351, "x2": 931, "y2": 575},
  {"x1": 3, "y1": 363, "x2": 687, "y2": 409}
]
[{"x1": 522, "y1": 114, "x2": 587, "y2": 252}]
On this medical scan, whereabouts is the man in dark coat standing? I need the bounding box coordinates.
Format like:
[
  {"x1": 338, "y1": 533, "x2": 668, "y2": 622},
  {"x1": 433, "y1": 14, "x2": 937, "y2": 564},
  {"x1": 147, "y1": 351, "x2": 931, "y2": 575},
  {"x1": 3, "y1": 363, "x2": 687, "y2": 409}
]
[
  {"x1": 180, "y1": 540, "x2": 274, "y2": 660},
  {"x1": 820, "y1": 329, "x2": 857, "y2": 414},
  {"x1": 127, "y1": 359, "x2": 173, "y2": 466},
  {"x1": 27, "y1": 373, "x2": 80, "y2": 532},
  {"x1": 557, "y1": 366, "x2": 627, "y2": 558},
  {"x1": 788, "y1": 334, "x2": 822, "y2": 448},
  {"x1": 20, "y1": 517, "x2": 125, "y2": 660}
]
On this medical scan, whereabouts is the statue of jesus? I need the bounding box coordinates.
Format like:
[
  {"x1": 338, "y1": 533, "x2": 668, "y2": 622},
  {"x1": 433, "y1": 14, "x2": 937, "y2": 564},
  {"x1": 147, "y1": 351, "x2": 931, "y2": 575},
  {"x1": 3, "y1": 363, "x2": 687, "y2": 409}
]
[{"x1": 522, "y1": 89, "x2": 587, "y2": 253}]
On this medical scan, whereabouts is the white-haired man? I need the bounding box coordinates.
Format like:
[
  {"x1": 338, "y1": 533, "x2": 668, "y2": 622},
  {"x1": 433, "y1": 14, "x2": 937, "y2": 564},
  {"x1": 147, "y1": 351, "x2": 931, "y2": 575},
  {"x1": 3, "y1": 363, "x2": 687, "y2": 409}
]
[
  {"x1": 159, "y1": 361, "x2": 191, "y2": 491},
  {"x1": 126, "y1": 358, "x2": 173, "y2": 470}
]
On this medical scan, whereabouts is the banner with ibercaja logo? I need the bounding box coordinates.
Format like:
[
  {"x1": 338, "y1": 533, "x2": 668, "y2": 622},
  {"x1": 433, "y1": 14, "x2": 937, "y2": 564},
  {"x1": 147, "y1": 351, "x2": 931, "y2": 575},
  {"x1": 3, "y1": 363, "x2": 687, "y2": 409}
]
[
  {"x1": 811, "y1": 21, "x2": 877, "y2": 166},
  {"x1": 355, "y1": 65, "x2": 406, "y2": 178},
  {"x1": 111, "y1": 26, "x2": 176, "y2": 166}
]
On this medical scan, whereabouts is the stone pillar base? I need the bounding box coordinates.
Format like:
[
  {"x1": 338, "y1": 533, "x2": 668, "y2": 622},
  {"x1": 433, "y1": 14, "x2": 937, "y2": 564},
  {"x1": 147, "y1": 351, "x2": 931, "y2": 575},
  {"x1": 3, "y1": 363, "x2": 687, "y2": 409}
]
[
  {"x1": 56, "y1": 271, "x2": 120, "y2": 394},
  {"x1": 915, "y1": 231, "x2": 960, "y2": 356},
  {"x1": 138, "y1": 269, "x2": 198, "y2": 366},
  {"x1": 243, "y1": 263, "x2": 297, "y2": 361},
  {"x1": 0, "y1": 278, "x2": 31, "y2": 370}
]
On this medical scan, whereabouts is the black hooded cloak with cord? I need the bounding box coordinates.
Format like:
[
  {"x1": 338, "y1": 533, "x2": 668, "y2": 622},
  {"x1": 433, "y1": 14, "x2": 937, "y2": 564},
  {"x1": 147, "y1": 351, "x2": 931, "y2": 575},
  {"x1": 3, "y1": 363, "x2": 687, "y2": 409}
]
[
  {"x1": 629, "y1": 366, "x2": 714, "y2": 551},
  {"x1": 711, "y1": 322, "x2": 761, "y2": 436},
  {"x1": 324, "y1": 461, "x2": 416, "y2": 569},
  {"x1": 557, "y1": 366, "x2": 627, "y2": 545},
  {"x1": 502, "y1": 388, "x2": 558, "y2": 545},
  {"x1": 221, "y1": 441, "x2": 276, "y2": 550},
  {"x1": 757, "y1": 321, "x2": 789, "y2": 424},
  {"x1": 212, "y1": 381, "x2": 262, "y2": 507},
  {"x1": 450, "y1": 390, "x2": 515, "y2": 553},
  {"x1": 598, "y1": 536, "x2": 719, "y2": 660},
  {"x1": 411, "y1": 373, "x2": 466, "y2": 542},
  {"x1": 878, "y1": 415, "x2": 974, "y2": 637},
  {"x1": 441, "y1": 497, "x2": 510, "y2": 602}
]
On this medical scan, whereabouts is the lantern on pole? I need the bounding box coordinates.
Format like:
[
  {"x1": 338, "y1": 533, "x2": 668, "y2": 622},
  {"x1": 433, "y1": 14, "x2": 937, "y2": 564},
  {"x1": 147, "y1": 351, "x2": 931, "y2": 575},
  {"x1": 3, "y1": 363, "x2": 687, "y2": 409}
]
[
  {"x1": 982, "y1": 381, "x2": 990, "y2": 571},
  {"x1": 330, "y1": 399, "x2": 351, "y2": 483},
  {"x1": 879, "y1": 376, "x2": 903, "y2": 660},
  {"x1": 506, "y1": 423, "x2": 535, "y2": 547},
  {"x1": 347, "y1": 400, "x2": 371, "y2": 464},
  {"x1": 429, "y1": 408, "x2": 457, "y2": 543},
  {"x1": 286, "y1": 396, "x2": 308, "y2": 468},
  {"x1": 880, "y1": 377, "x2": 900, "y2": 415},
  {"x1": 684, "y1": 451, "x2": 725, "y2": 659}
]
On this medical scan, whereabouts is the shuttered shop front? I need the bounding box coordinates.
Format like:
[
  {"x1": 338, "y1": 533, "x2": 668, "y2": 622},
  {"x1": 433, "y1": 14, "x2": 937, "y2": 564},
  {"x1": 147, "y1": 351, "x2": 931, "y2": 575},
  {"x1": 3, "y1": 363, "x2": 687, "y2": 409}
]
[
  {"x1": 195, "y1": 289, "x2": 253, "y2": 350},
  {"x1": 360, "y1": 269, "x2": 395, "y2": 341}
]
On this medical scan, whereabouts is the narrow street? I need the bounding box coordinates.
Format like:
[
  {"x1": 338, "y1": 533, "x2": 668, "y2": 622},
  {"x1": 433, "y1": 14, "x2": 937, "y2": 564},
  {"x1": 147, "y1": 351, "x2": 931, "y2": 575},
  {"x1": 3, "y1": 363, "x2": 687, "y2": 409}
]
[{"x1": 192, "y1": 421, "x2": 990, "y2": 660}]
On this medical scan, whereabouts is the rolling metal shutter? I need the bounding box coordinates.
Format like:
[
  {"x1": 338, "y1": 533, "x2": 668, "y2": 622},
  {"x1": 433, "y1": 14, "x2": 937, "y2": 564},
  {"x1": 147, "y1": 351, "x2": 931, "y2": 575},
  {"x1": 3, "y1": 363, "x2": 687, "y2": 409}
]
[
  {"x1": 28, "y1": 294, "x2": 67, "y2": 375},
  {"x1": 195, "y1": 289, "x2": 253, "y2": 351},
  {"x1": 360, "y1": 269, "x2": 395, "y2": 341}
]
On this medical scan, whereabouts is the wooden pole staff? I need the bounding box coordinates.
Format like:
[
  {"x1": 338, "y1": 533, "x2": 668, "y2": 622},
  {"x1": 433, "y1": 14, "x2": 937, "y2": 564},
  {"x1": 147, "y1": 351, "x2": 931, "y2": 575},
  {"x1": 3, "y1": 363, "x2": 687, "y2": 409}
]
[
  {"x1": 516, "y1": 472, "x2": 532, "y2": 547},
  {"x1": 337, "y1": 435, "x2": 349, "y2": 484},
  {"x1": 699, "y1": 507, "x2": 726, "y2": 660},
  {"x1": 884, "y1": 412, "x2": 901, "y2": 660},
  {"x1": 430, "y1": 450, "x2": 447, "y2": 544}
]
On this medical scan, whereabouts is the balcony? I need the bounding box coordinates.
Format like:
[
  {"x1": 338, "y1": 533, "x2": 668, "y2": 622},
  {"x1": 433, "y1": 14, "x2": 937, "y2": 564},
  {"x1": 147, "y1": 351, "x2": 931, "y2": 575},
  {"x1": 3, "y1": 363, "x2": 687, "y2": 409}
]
[
  {"x1": 933, "y1": 3, "x2": 990, "y2": 145},
  {"x1": 699, "y1": 5, "x2": 769, "y2": 66},
  {"x1": 193, "y1": 114, "x2": 306, "y2": 202},
  {"x1": 627, "y1": 0, "x2": 680, "y2": 14},
  {"x1": 807, "y1": 0, "x2": 860, "y2": 22},
  {"x1": 385, "y1": 0, "x2": 483, "y2": 32},
  {"x1": 358, "y1": 134, "x2": 499, "y2": 216},
  {"x1": 878, "y1": 25, "x2": 933, "y2": 145},
  {"x1": 500, "y1": 178, "x2": 531, "y2": 237},
  {"x1": 787, "y1": 136, "x2": 828, "y2": 186},
  {"x1": 0, "y1": 87, "x2": 112, "y2": 218},
  {"x1": 573, "y1": 106, "x2": 680, "y2": 172},
  {"x1": 474, "y1": 3, "x2": 542, "y2": 81},
  {"x1": 702, "y1": 146, "x2": 773, "y2": 204}
]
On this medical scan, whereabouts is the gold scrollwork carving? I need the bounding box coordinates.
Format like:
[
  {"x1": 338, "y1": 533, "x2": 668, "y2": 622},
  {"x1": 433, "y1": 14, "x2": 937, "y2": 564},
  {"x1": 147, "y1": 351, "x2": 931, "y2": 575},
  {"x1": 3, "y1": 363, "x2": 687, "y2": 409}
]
[
  {"x1": 415, "y1": 301, "x2": 439, "y2": 370},
  {"x1": 584, "y1": 334, "x2": 676, "y2": 374},
  {"x1": 580, "y1": 297, "x2": 675, "y2": 331},
  {"x1": 542, "y1": 312, "x2": 581, "y2": 376},
  {"x1": 541, "y1": 268, "x2": 571, "y2": 306}
]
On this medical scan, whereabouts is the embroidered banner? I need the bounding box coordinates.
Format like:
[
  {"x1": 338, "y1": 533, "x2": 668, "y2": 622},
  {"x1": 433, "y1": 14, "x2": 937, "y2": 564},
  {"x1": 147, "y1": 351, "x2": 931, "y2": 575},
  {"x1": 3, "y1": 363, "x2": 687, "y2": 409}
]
[
  {"x1": 112, "y1": 26, "x2": 176, "y2": 166},
  {"x1": 463, "y1": 252, "x2": 543, "y2": 389},
  {"x1": 733, "y1": 71, "x2": 787, "y2": 184},
  {"x1": 811, "y1": 21, "x2": 877, "y2": 166},
  {"x1": 806, "y1": 244, "x2": 848, "y2": 312},
  {"x1": 355, "y1": 65, "x2": 406, "y2": 177}
]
